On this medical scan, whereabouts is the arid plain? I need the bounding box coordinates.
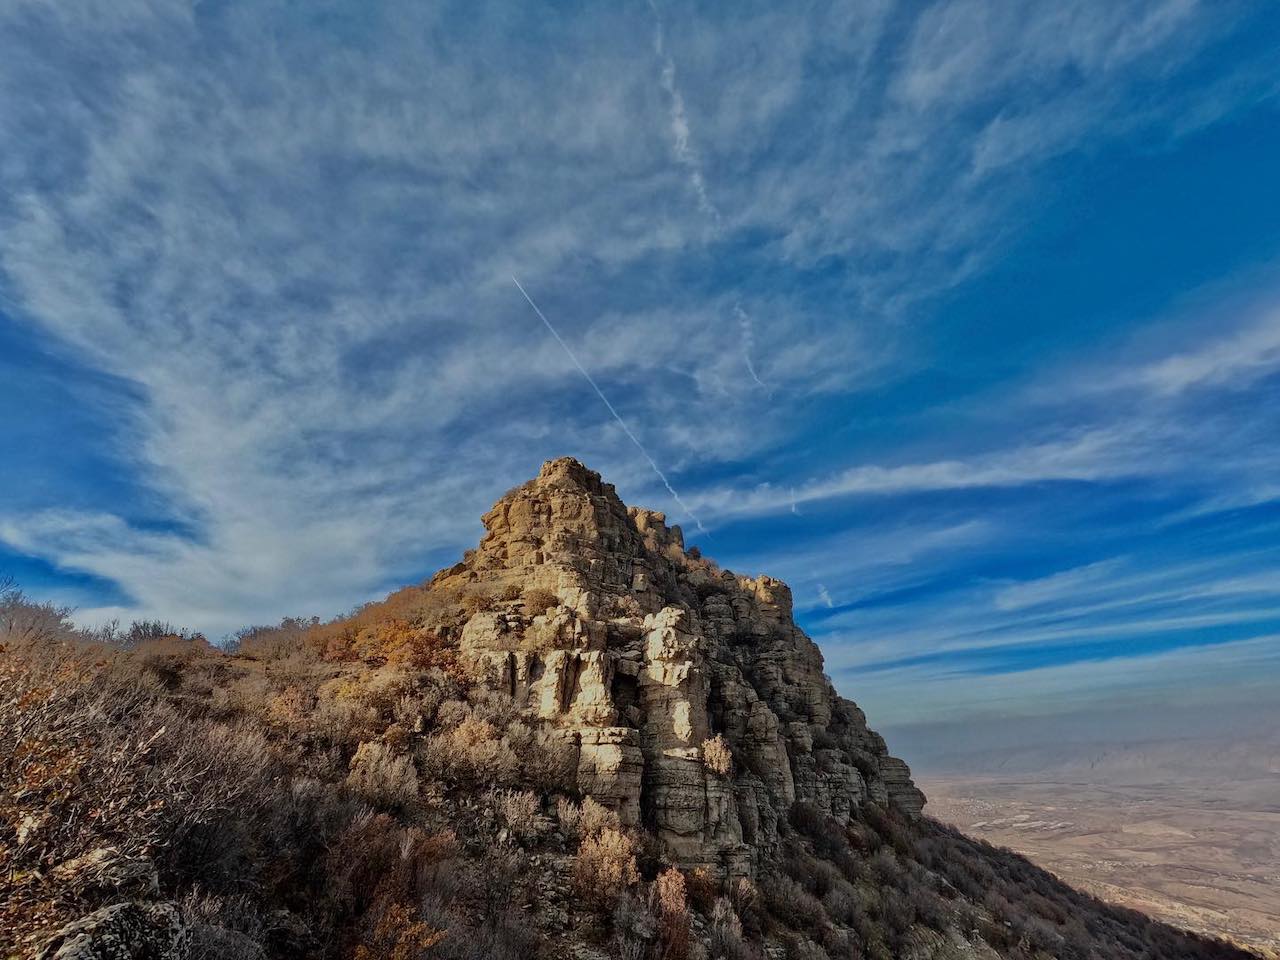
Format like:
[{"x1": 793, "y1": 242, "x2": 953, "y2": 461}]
[{"x1": 923, "y1": 775, "x2": 1280, "y2": 956}]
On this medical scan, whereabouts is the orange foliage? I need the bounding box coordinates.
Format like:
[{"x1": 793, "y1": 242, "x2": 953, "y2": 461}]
[
  {"x1": 353, "y1": 901, "x2": 446, "y2": 960},
  {"x1": 302, "y1": 584, "x2": 464, "y2": 677}
]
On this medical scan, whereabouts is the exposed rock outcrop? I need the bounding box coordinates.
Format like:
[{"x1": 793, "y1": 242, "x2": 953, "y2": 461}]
[
  {"x1": 34, "y1": 902, "x2": 189, "y2": 960},
  {"x1": 436, "y1": 458, "x2": 924, "y2": 878}
]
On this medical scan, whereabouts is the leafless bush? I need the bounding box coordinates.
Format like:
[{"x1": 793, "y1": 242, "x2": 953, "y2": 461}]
[
  {"x1": 557, "y1": 795, "x2": 620, "y2": 841},
  {"x1": 653, "y1": 867, "x2": 690, "y2": 960},
  {"x1": 346, "y1": 740, "x2": 419, "y2": 809},
  {"x1": 494, "y1": 789, "x2": 547, "y2": 842},
  {"x1": 0, "y1": 577, "x2": 81, "y2": 650},
  {"x1": 702, "y1": 734, "x2": 733, "y2": 776},
  {"x1": 232, "y1": 617, "x2": 318, "y2": 660},
  {"x1": 573, "y1": 827, "x2": 639, "y2": 905}
]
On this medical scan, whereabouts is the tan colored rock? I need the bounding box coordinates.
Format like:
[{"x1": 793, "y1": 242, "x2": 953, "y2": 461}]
[{"x1": 438, "y1": 457, "x2": 924, "y2": 877}]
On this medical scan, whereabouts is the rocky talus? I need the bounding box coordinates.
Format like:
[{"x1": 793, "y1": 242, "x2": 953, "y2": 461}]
[{"x1": 432, "y1": 457, "x2": 924, "y2": 878}]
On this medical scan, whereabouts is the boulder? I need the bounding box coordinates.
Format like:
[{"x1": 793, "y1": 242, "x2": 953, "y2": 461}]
[{"x1": 36, "y1": 902, "x2": 189, "y2": 960}]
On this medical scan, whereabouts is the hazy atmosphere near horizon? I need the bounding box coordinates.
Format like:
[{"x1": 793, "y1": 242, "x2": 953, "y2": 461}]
[{"x1": 4, "y1": 0, "x2": 1280, "y2": 767}]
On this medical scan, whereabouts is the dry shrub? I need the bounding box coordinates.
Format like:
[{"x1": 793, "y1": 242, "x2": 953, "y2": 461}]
[
  {"x1": 353, "y1": 901, "x2": 445, "y2": 960},
  {"x1": 556, "y1": 796, "x2": 583, "y2": 837},
  {"x1": 764, "y1": 874, "x2": 826, "y2": 935},
  {"x1": 382, "y1": 722, "x2": 412, "y2": 753},
  {"x1": 573, "y1": 828, "x2": 639, "y2": 905},
  {"x1": 0, "y1": 647, "x2": 284, "y2": 945},
  {"x1": 297, "y1": 580, "x2": 468, "y2": 674},
  {"x1": 521, "y1": 588, "x2": 559, "y2": 615},
  {"x1": 731, "y1": 878, "x2": 765, "y2": 940},
  {"x1": 557, "y1": 795, "x2": 620, "y2": 840},
  {"x1": 461, "y1": 593, "x2": 495, "y2": 616},
  {"x1": 709, "y1": 897, "x2": 752, "y2": 960},
  {"x1": 347, "y1": 741, "x2": 419, "y2": 810},
  {"x1": 266, "y1": 683, "x2": 314, "y2": 728},
  {"x1": 685, "y1": 867, "x2": 720, "y2": 912},
  {"x1": 499, "y1": 584, "x2": 524, "y2": 602},
  {"x1": 422, "y1": 715, "x2": 520, "y2": 786},
  {"x1": 323, "y1": 815, "x2": 459, "y2": 958},
  {"x1": 495, "y1": 790, "x2": 546, "y2": 842},
  {"x1": 653, "y1": 867, "x2": 690, "y2": 960},
  {"x1": 502, "y1": 722, "x2": 578, "y2": 791},
  {"x1": 612, "y1": 894, "x2": 655, "y2": 960},
  {"x1": 313, "y1": 691, "x2": 381, "y2": 748},
  {"x1": 702, "y1": 734, "x2": 733, "y2": 776},
  {"x1": 0, "y1": 578, "x2": 87, "y2": 651}
]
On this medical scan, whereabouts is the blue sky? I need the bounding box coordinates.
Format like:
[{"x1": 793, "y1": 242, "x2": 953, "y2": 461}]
[{"x1": 3, "y1": 0, "x2": 1280, "y2": 742}]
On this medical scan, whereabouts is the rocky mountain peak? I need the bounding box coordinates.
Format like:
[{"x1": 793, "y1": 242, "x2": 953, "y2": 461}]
[{"x1": 436, "y1": 458, "x2": 924, "y2": 879}]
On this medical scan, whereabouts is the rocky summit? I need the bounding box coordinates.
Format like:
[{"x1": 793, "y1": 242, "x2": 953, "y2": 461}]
[{"x1": 434, "y1": 457, "x2": 923, "y2": 876}]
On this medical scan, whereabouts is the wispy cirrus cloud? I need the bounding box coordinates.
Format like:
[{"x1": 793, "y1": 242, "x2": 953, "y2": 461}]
[
  {"x1": 1133, "y1": 309, "x2": 1280, "y2": 395},
  {"x1": 0, "y1": 0, "x2": 1275, "y2": 716},
  {"x1": 647, "y1": 0, "x2": 720, "y2": 224}
]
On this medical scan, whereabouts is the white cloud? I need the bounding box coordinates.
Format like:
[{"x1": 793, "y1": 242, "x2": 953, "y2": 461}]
[
  {"x1": 0, "y1": 0, "x2": 1261, "y2": 642},
  {"x1": 994, "y1": 559, "x2": 1125, "y2": 611},
  {"x1": 1133, "y1": 309, "x2": 1280, "y2": 395},
  {"x1": 689, "y1": 425, "x2": 1150, "y2": 518},
  {"x1": 647, "y1": 0, "x2": 719, "y2": 223}
]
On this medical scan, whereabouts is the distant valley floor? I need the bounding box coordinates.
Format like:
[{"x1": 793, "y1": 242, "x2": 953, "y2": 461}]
[{"x1": 921, "y1": 776, "x2": 1280, "y2": 957}]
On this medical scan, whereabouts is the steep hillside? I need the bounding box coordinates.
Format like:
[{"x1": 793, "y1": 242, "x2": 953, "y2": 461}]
[{"x1": 0, "y1": 460, "x2": 1258, "y2": 960}]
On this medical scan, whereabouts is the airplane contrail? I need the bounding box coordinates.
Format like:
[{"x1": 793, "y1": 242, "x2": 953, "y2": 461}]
[
  {"x1": 734, "y1": 303, "x2": 769, "y2": 392},
  {"x1": 512, "y1": 275, "x2": 708, "y2": 536}
]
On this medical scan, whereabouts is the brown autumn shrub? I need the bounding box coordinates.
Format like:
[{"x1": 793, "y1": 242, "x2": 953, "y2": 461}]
[
  {"x1": 557, "y1": 795, "x2": 620, "y2": 840},
  {"x1": 347, "y1": 740, "x2": 419, "y2": 810},
  {"x1": 574, "y1": 828, "x2": 639, "y2": 906},
  {"x1": 685, "y1": 866, "x2": 720, "y2": 912},
  {"x1": 702, "y1": 734, "x2": 733, "y2": 776},
  {"x1": 0, "y1": 642, "x2": 291, "y2": 948},
  {"x1": 353, "y1": 901, "x2": 446, "y2": 960},
  {"x1": 653, "y1": 867, "x2": 691, "y2": 960},
  {"x1": 461, "y1": 592, "x2": 495, "y2": 616},
  {"x1": 421, "y1": 715, "x2": 521, "y2": 787},
  {"x1": 521, "y1": 588, "x2": 558, "y2": 615}
]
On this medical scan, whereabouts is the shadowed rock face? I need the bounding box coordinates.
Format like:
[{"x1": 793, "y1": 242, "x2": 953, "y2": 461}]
[{"x1": 434, "y1": 458, "x2": 924, "y2": 878}]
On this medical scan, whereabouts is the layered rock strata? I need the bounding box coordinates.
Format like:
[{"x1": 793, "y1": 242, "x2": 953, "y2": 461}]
[{"x1": 436, "y1": 458, "x2": 924, "y2": 878}]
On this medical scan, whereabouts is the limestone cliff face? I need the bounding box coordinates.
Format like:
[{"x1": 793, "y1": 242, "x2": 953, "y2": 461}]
[{"x1": 435, "y1": 458, "x2": 924, "y2": 878}]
